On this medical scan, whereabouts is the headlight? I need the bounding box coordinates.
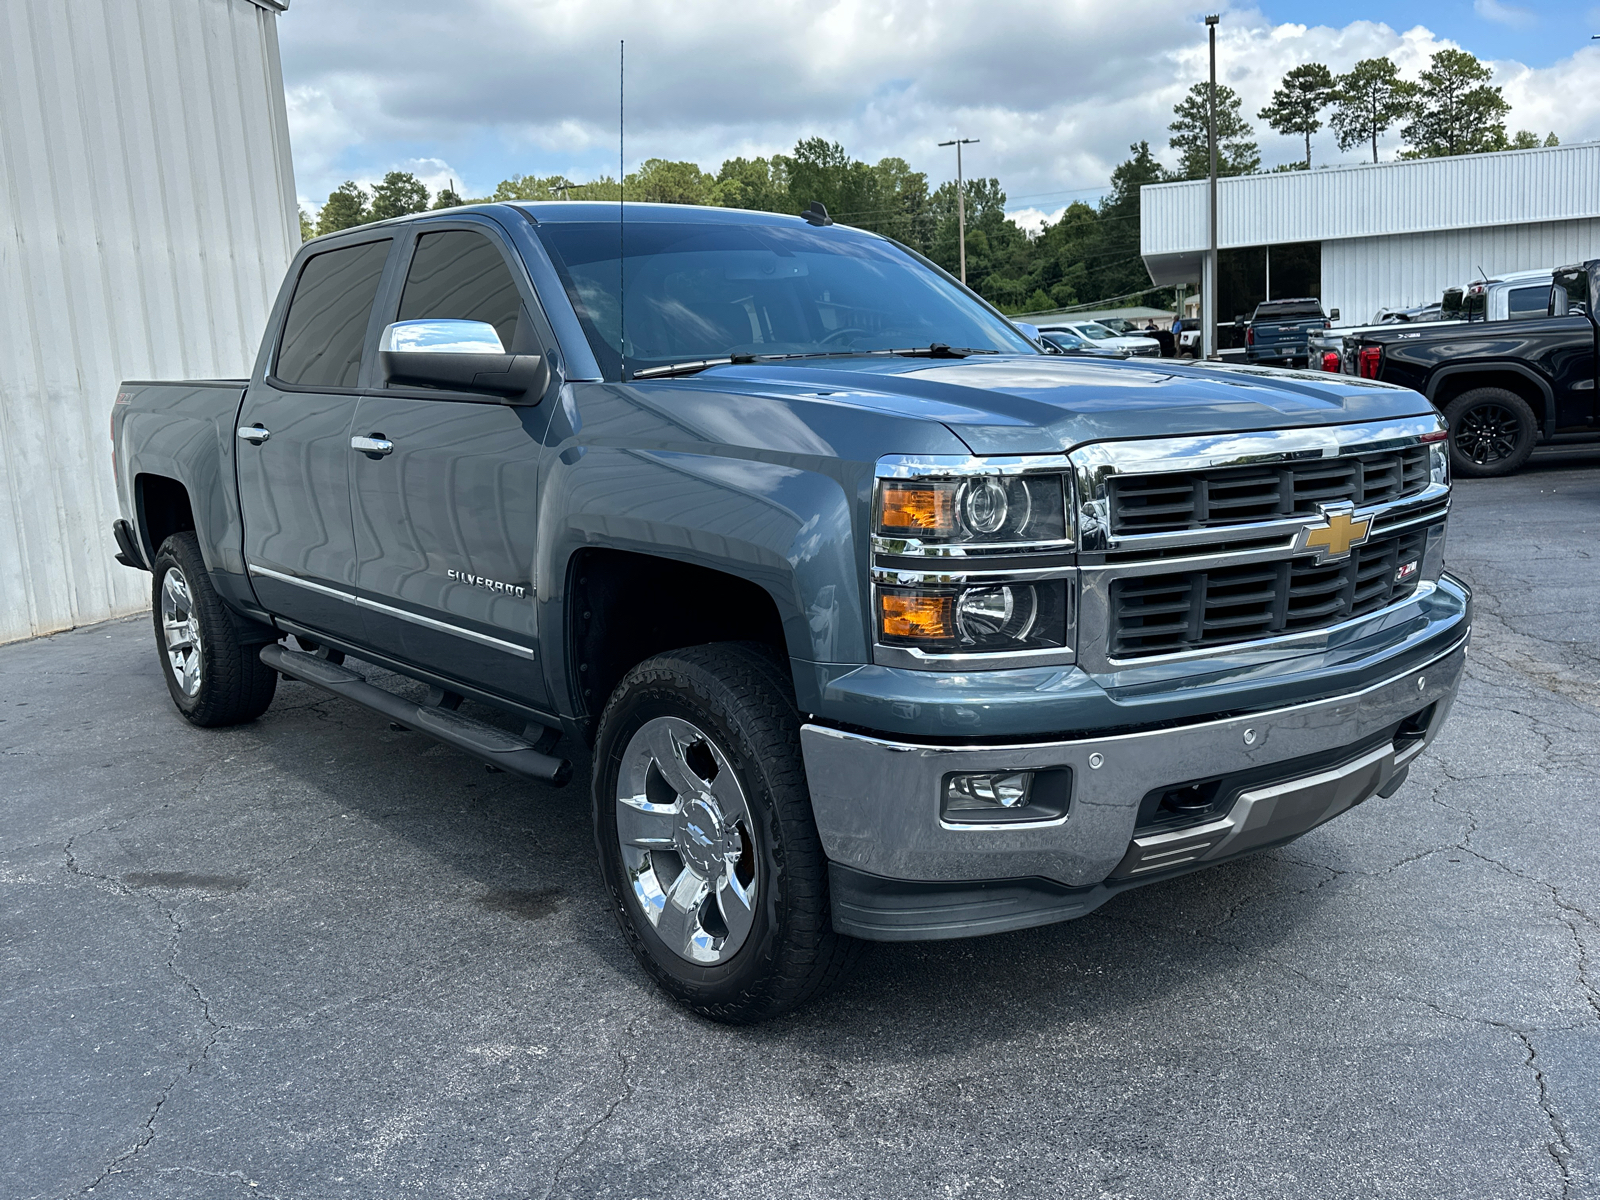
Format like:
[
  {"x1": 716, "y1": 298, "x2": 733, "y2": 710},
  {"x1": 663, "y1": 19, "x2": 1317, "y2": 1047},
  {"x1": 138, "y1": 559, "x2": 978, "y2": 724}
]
[
  {"x1": 877, "y1": 581, "x2": 1070, "y2": 654},
  {"x1": 876, "y1": 475, "x2": 1066, "y2": 545},
  {"x1": 871, "y1": 459, "x2": 1076, "y2": 665}
]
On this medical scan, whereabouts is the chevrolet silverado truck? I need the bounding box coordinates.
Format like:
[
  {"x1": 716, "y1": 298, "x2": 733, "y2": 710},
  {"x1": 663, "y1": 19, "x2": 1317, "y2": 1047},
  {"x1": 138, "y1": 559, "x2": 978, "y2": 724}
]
[
  {"x1": 1242, "y1": 298, "x2": 1328, "y2": 368},
  {"x1": 1347, "y1": 262, "x2": 1599, "y2": 477},
  {"x1": 110, "y1": 202, "x2": 1470, "y2": 1022}
]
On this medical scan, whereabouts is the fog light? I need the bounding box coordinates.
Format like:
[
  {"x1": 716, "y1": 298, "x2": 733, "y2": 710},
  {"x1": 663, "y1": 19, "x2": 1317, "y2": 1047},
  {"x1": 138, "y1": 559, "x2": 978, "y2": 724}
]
[{"x1": 945, "y1": 771, "x2": 1033, "y2": 811}]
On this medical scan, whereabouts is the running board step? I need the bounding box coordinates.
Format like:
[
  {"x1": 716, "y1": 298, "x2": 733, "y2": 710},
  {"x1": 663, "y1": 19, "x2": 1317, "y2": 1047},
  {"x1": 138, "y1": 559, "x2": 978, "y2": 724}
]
[{"x1": 260, "y1": 644, "x2": 571, "y2": 787}]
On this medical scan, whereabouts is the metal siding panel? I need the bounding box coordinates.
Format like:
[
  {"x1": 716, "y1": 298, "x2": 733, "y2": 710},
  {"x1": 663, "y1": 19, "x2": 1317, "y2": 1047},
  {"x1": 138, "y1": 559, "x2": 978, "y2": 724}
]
[
  {"x1": 1320, "y1": 217, "x2": 1600, "y2": 330},
  {"x1": 0, "y1": 0, "x2": 296, "y2": 642},
  {"x1": 1143, "y1": 143, "x2": 1600, "y2": 257}
]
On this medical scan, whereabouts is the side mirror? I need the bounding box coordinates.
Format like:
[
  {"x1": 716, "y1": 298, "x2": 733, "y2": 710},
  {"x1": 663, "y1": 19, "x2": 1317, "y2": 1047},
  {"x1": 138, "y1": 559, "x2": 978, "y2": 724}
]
[
  {"x1": 379, "y1": 319, "x2": 551, "y2": 402},
  {"x1": 1234, "y1": 314, "x2": 1249, "y2": 327},
  {"x1": 1014, "y1": 321, "x2": 1042, "y2": 345},
  {"x1": 1329, "y1": 308, "x2": 1340, "y2": 322}
]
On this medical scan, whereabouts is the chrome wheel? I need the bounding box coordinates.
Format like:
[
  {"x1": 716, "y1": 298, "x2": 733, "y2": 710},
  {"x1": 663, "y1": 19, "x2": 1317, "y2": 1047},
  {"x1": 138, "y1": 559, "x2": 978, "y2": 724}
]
[
  {"x1": 160, "y1": 567, "x2": 204, "y2": 698},
  {"x1": 1454, "y1": 401, "x2": 1521, "y2": 465},
  {"x1": 615, "y1": 716, "x2": 758, "y2": 965}
]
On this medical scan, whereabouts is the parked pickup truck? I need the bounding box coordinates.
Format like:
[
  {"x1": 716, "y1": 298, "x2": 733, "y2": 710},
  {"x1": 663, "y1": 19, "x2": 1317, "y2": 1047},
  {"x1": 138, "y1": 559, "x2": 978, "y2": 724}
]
[
  {"x1": 1347, "y1": 262, "x2": 1599, "y2": 476},
  {"x1": 110, "y1": 202, "x2": 1470, "y2": 1022},
  {"x1": 1242, "y1": 298, "x2": 1329, "y2": 368}
]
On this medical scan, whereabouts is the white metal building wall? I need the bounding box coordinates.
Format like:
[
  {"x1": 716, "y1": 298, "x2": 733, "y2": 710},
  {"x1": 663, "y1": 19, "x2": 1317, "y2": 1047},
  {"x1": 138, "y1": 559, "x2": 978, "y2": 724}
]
[
  {"x1": 0, "y1": 0, "x2": 297, "y2": 644},
  {"x1": 1142, "y1": 142, "x2": 1600, "y2": 258},
  {"x1": 1321, "y1": 217, "x2": 1600, "y2": 327}
]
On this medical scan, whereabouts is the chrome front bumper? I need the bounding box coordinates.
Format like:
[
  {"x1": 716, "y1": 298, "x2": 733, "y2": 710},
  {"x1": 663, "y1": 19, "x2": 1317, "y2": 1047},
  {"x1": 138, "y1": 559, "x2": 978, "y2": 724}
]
[{"x1": 801, "y1": 635, "x2": 1466, "y2": 898}]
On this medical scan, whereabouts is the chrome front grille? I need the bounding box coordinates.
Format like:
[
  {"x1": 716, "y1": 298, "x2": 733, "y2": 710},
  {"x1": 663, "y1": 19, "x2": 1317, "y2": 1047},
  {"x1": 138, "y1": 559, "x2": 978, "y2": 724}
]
[
  {"x1": 1107, "y1": 446, "x2": 1430, "y2": 536},
  {"x1": 1108, "y1": 526, "x2": 1432, "y2": 658},
  {"x1": 1070, "y1": 415, "x2": 1451, "y2": 672}
]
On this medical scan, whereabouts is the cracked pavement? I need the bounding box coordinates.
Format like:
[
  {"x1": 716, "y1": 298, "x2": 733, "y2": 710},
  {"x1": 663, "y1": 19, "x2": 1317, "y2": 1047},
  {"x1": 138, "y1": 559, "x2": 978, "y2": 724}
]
[{"x1": 4, "y1": 446, "x2": 1599, "y2": 1199}]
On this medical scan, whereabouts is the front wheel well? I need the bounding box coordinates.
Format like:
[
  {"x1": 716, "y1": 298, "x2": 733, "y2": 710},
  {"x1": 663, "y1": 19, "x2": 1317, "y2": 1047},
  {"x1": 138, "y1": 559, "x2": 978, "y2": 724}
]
[
  {"x1": 567, "y1": 549, "x2": 791, "y2": 741},
  {"x1": 136, "y1": 475, "x2": 195, "y2": 563}
]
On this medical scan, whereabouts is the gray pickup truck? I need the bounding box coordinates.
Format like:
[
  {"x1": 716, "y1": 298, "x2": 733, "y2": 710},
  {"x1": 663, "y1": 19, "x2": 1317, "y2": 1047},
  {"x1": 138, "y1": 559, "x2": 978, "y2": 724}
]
[{"x1": 110, "y1": 202, "x2": 1470, "y2": 1022}]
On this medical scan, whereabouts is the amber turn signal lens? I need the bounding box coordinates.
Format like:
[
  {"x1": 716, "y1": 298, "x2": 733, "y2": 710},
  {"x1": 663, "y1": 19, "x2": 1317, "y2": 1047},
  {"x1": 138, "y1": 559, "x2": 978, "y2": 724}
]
[
  {"x1": 879, "y1": 591, "x2": 955, "y2": 641},
  {"x1": 878, "y1": 482, "x2": 957, "y2": 536}
]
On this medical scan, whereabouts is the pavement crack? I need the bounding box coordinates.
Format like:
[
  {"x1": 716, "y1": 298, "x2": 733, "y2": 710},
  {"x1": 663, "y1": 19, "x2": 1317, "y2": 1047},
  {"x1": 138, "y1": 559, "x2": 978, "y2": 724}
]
[
  {"x1": 1513, "y1": 1030, "x2": 1576, "y2": 1199},
  {"x1": 535, "y1": 1011, "x2": 646, "y2": 1200}
]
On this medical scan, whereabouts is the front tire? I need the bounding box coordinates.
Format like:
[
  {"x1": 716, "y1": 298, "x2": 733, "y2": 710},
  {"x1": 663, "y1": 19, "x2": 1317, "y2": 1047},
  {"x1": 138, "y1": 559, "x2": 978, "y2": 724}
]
[
  {"x1": 1444, "y1": 388, "x2": 1538, "y2": 478},
  {"x1": 593, "y1": 643, "x2": 856, "y2": 1023},
  {"x1": 151, "y1": 532, "x2": 277, "y2": 727}
]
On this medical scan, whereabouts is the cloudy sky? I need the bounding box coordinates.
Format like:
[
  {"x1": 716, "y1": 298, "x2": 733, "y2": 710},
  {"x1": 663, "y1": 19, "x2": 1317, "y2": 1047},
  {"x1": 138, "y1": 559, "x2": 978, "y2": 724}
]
[{"x1": 280, "y1": 0, "x2": 1600, "y2": 229}]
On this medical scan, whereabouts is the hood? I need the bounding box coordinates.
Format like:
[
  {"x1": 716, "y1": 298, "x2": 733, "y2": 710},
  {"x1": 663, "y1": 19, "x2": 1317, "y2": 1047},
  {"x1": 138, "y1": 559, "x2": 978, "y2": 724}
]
[{"x1": 684, "y1": 355, "x2": 1433, "y2": 455}]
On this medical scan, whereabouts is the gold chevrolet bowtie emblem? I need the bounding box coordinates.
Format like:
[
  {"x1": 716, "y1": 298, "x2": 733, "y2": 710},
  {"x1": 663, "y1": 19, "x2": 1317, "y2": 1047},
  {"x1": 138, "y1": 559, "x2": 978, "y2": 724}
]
[{"x1": 1297, "y1": 502, "x2": 1372, "y2": 564}]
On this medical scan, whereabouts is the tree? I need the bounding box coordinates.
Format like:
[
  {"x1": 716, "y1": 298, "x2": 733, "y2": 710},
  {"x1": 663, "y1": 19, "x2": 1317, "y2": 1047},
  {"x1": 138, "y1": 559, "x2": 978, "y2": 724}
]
[
  {"x1": 1169, "y1": 82, "x2": 1259, "y2": 179},
  {"x1": 315, "y1": 181, "x2": 369, "y2": 235},
  {"x1": 431, "y1": 185, "x2": 464, "y2": 209},
  {"x1": 629, "y1": 159, "x2": 717, "y2": 205},
  {"x1": 1401, "y1": 49, "x2": 1510, "y2": 158},
  {"x1": 1331, "y1": 57, "x2": 1417, "y2": 163},
  {"x1": 298, "y1": 207, "x2": 314, "y2": 242},
  {"x1": 1259, "y1": 63, "x2": 1335, "y2": 169},
  {"x1": 712, "y1": 157, "x2": 788, "y2": 212},
  {"x1": 368, "y1": 171, "x2": 430, "y2": 221}
]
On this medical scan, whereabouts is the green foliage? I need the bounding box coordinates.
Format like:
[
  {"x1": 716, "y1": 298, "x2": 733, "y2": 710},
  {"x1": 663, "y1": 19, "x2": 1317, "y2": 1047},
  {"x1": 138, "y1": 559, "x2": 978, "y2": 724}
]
[
  {"x1": 1546, "y1": 132, "x2": 1561, "y2": 147},
  {"x1": 1400, "y1": 49, "x2": 1510, "y2": 158},
  {"x1": 1258, "y1": 63, "x2": 1335, "y2": 169},
  {"x1": 1509, "y1": 130, "x2": 1542, "y2": 149},
  {"x1": 1331, "y1": 57, "x2": 1417, "y2": 163},
  {"x1": 712, "y1": 157, "x2": 789, "y2": 212},
  {"x1": 368, "y1": 171, "x2": 430, "y2": 221},
  {"x1": 1169, "y1": 82, "x2": 1260, "y2": 179},
  {"x1": 298, "y1": 207, "x2": 314, "y2": 243},
  {"x1": 315, "y1": 181, "x2": 369, "y2": 236},
  {"x1": 431, "y1": 186, "x2": 464, "y2": 210}
]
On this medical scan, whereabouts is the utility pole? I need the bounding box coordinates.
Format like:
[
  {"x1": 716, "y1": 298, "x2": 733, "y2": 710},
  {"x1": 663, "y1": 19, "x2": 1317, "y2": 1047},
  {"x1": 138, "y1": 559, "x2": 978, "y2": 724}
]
[
  {"x1": 1204, "y1": 14, "x2": 1220, "y2": 360},
  {"x1": 938, "y1": 137, "x2": 980, "y2": 285}
]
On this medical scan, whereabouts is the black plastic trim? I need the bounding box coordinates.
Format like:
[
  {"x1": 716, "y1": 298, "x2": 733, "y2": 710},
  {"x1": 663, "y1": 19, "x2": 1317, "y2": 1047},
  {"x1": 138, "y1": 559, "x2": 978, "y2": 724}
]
[{"x1": 111, "y1": 520, "x2": 147, "y2": 570}]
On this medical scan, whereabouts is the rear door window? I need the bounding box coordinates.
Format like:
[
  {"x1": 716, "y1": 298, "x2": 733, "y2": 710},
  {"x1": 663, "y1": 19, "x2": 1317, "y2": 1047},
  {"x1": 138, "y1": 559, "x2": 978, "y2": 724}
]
[
  {"x1": 275, "y1": 239, "x2": 392, "y2": 388},
  {"x1": 1507, "y1": 285, "x2": 1549, "y2": 321},
  {"x1": 397, "y1": 229, "x2": 524, "y2": 351}
]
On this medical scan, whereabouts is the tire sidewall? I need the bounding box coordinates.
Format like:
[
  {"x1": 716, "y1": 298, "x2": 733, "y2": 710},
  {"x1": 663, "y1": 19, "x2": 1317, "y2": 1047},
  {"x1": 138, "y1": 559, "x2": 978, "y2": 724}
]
[
  {"x1": 1445, "y1": 388, "x2": 1537, "y2": 478},
  {"x1": 152, "y1": 539, "x2": 210, "y2": 718},
  {"x1": 593, "y1": 654, "x2": 796, "y2": 1007}
]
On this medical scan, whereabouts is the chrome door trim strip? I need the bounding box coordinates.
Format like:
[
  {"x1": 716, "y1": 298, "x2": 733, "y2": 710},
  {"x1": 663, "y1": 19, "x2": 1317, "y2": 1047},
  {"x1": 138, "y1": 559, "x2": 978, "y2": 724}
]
[
  {"x1": 247, "y1": 562, "x2": 351, "y2": 601},
  {"x1": 246, "y1": 563, "x2": 537, "y2": 660}
]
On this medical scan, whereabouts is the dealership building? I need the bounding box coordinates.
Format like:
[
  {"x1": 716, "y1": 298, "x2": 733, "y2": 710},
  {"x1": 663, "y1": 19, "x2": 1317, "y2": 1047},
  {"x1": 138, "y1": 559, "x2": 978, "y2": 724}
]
[{"x1": 1140, "y1": 141, "x2": 1600, "y2": 340}]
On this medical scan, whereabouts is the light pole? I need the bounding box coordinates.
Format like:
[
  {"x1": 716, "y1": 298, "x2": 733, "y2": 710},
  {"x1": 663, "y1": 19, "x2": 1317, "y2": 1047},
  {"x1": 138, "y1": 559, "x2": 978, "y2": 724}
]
[
  {"x1": 938, "y1": 137, "x2": 979, "y2": 285},
  {"x1": 1204, "y1": 13, "x2": 1220, "y2": 360}
]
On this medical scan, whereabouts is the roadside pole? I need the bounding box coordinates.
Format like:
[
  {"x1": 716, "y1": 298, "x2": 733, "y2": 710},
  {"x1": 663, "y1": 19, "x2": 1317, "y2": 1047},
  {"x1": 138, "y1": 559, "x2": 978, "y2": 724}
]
[
  {"x1": 939, "y1": 137, "x2": 979, "y2": 285},
  {"x1": 1204, "y1": 13, "x2": 1220, "y2": 361}
]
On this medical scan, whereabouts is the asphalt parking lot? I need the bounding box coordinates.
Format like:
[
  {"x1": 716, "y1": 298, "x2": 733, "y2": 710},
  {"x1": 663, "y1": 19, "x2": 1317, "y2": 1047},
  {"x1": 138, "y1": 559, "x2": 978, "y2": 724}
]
[{"x1": 5, "y1": 449, "x2": 1600, "y2": 1200}]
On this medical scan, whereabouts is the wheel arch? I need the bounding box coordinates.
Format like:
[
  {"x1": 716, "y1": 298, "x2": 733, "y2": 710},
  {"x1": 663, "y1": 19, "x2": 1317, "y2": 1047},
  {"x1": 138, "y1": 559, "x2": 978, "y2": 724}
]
[
  {"x1": 134, "y1": 473, "x2": 196, "y2": 566},
  {"x1": 564, "y1": 548, "x2": 796, "y2": 742},
  {"x1": 1426, "y1": 364, "x2": 1555, "y2": 440}
]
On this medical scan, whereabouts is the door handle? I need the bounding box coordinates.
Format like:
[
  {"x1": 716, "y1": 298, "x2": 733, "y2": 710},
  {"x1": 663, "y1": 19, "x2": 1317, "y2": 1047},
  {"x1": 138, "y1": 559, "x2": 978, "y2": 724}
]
[
  {"x1": 237, "y1": 425, "x2": 270, "y2": 444},
  {"x1": 351, "y1": 435, "x2": 394, "y2": 456}
]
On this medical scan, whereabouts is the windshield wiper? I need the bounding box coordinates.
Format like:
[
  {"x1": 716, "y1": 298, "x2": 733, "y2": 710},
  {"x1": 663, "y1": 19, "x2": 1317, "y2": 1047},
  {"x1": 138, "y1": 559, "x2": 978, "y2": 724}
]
[
  {"x1": 628, "y1": 344, "x2": 1000, "y2": 380},
  {"x1": 629, "y1": 358, "x2": 733, "y2": 379}
]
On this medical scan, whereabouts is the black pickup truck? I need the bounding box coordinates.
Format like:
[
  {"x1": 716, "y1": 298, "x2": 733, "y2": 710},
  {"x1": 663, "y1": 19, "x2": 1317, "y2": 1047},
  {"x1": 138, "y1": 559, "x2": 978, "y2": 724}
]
[
  {"x1": 110, "y1": 201, "x2": 1469, "y2": 1021},
  {"x1": 1349, "y1": 261, "x2": 1600, "y2": 476}
]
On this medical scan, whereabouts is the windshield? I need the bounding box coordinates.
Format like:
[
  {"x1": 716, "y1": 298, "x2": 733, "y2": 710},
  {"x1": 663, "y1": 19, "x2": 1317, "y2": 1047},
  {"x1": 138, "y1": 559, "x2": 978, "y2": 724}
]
[
  {"x1": 1076, "y1": 323, "x2": 1116, "y2": 340},
  {"x1": 534, "y1": 219, "x2": 1037, "y2": 378}
]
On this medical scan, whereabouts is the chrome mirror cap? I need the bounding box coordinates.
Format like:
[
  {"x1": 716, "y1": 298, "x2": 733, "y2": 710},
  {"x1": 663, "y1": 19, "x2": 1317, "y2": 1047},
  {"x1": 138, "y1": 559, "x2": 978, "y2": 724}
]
[{"x1": 380, "y1": 319, "x2": 504, "y2": 355}]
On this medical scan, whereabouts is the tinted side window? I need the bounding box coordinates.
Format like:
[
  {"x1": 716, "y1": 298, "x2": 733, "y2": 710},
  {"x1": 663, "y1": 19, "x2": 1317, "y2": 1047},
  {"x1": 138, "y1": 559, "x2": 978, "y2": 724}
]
[
  {"x1": 398, "y1": 230, "x2": 522, "y2": 350},
  {"x1": 275, "y1": 239, "x2": 392, "y2": 388},
  {"x1": 1508, "y1": 285, "x2": 1549, "y2": 321}
]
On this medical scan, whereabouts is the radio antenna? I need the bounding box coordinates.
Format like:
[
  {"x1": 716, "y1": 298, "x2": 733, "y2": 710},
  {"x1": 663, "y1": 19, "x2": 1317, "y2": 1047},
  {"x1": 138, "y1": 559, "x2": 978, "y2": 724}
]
[{"x1": 619, "y1": 38, "x2": 627, "y2": 381}]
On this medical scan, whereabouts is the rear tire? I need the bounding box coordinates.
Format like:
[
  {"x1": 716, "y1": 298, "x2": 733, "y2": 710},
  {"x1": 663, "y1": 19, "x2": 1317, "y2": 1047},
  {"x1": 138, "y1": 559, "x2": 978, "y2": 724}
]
[
  {"x1": 593, "y1": 643, "x2": 857, "y2": 1023},
  {"x1": 1444, "y1": 388, "x2": 1538, "y2": 478},
  {"x1": 151, "y1": 532, "x2": 278, "y2": 727}
]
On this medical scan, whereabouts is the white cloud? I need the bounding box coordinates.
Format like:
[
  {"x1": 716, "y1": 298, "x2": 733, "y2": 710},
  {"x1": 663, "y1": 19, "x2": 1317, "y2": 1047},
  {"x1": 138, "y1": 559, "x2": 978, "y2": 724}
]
[
  {"x1": 1474, "y1": 0, "x2": 1536, "y2": 28},
  {"x1": 275, "y1": 1, "x2": 1600, "y2": 222}
]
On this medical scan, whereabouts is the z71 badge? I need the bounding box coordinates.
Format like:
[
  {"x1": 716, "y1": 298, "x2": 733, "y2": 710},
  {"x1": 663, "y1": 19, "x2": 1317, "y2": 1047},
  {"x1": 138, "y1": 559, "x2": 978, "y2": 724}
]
[{"x1": 447, "y1": 569, "x2": 529, "y2": 598}]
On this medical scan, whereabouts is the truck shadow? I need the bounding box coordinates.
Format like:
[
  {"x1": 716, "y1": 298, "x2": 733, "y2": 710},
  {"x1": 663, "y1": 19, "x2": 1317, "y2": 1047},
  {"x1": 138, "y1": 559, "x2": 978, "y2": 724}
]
[{"x1": 255, "y1": 666, "x2": 1346, "y2": 1048}]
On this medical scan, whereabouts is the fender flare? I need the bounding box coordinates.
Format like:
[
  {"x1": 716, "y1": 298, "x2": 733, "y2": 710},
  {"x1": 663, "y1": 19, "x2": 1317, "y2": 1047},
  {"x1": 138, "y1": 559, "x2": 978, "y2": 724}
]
[{"x1": 1424, "y1": 362, "x2": 1556, "y2": 440}]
